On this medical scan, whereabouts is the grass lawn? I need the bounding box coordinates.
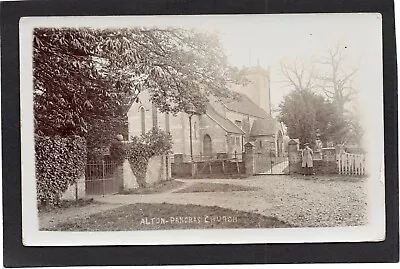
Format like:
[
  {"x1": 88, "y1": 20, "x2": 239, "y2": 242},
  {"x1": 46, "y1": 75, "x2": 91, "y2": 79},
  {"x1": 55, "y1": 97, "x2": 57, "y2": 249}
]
[
  {"x1": 38, "y1": 198, "x2": 97, "y2": 213},
  {"x1": 187, "y1": 173, "x2": 249, "y2": 179},
  {"x1": 119, "y1": 179, "x2": 184, "y2": 195},
  {"x1": 174, "y1": 182, "x2": 260, "y2": 193},
  {"x1": 44, "y1": 203, "x2": 291, "y2": 231},
  {"x1": 185, "y1": 173, "x2": 248, "y2": 179}
]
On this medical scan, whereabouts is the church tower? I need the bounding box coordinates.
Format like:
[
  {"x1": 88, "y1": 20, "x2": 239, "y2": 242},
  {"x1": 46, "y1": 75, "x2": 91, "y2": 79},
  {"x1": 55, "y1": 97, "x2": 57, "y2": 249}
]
[{"x1": 232, "y1": 65, "x2": 271, "y2": 115}]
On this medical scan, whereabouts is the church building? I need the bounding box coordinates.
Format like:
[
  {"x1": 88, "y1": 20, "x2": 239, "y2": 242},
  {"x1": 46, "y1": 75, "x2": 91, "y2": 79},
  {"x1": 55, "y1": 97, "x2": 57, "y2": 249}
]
[{"x1": 126, "y1": 65, "x2": 285, "y2": 161}]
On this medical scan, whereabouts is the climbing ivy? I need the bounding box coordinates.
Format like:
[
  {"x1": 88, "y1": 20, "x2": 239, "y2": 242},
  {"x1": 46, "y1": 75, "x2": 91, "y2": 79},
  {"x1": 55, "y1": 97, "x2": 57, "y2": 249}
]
[
  {"x1": 35, "y1": 135, "x2": 86, "y2": 207},
  {"x1": 127, "y1": 128, "x2": 172, "y2": 188}
]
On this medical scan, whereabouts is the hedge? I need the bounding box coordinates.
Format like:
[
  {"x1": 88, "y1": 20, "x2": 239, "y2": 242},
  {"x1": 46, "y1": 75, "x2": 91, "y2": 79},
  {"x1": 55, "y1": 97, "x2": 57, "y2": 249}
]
[{"x1": 35, "y1": 135, "x2": 86, "y2": 207}]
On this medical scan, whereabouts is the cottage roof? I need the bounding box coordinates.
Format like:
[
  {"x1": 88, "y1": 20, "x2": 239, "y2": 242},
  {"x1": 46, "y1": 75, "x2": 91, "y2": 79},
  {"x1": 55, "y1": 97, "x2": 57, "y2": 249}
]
[
  {"x1": 206, "y1": 104, "x2": 244, "y2": 134},
  {"x1": 250, "y1": 117, "x2": 280, "y2": 136},
  {"x1": 223, "y1": 93, "x2": 270, "y2": 119}
]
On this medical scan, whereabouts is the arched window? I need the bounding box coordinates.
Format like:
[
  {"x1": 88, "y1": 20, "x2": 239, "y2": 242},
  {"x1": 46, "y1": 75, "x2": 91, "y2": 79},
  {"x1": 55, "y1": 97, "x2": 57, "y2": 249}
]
[
  {"x1": 203, "y1": 134, "x2": 212, "y2": 157},
  {"x1": 140, "y1": 107, "x2": 145, "y2": 135},
  {"x1": 165, "y1": 113, "x2": 170, "y2": 133},
  {"x1": 152, "y1": 104, "x2": 158, "y2": 128}
]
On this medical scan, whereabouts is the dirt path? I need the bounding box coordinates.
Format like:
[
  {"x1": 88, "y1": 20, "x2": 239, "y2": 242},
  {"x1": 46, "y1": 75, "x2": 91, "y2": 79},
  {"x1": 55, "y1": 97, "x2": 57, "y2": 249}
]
[{"x1": 94, "y1": 175, "x2": 368, "y2": 227}]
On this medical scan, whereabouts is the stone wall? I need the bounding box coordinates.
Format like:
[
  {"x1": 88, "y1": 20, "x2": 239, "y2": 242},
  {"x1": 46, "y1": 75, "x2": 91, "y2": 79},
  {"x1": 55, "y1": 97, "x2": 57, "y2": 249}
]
[
  {"x1": 171, "y1": 162, "x2": 192, "y2": 177},
  {"x1": 288, "y1": 139, "x2": 338, "y2": 175},
  {"x1": 288, "y1": 159, "x2": 337, "y2": 175},
  {"x1": 145, "y1": 155, "x2": 169, "y2": 185},
  {"x1": 169, "y1": 112, "x2": 202, "y2": 157},
  {"x1": 171, "y1": 159, "x2": 245, "y2": 178},
  {"x1": 115, "y1": 155, "x2": 171, "y2": 190},
  {"x1": 61, "y1": 175, "x2": 85, "y2": 201}
]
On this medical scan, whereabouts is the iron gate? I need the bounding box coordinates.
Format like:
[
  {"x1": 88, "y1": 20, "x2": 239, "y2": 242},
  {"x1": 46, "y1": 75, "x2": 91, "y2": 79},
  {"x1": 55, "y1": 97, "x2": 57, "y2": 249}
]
[
  {"x1": 254, "y1": 150, "x2": 289, "y2": 175},
  {"x1": 85, "y1": 160, "x2": 120, "y2": 196}
]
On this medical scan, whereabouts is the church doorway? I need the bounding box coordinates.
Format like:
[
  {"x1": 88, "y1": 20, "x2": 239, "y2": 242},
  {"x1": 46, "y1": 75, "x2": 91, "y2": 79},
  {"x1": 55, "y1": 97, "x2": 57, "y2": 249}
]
[{"x1": 203, "y1": 134, "x2": 212, "y2": 158}]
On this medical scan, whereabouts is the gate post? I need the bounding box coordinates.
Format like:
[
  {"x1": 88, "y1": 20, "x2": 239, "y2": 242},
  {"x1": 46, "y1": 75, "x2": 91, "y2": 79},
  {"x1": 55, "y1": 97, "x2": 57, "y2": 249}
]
[
  {"x1": 244, "y1": 142, "x2": 255, "y2": 175},
  {"x1": 269, "y1": 149, "x2": 273, "y2": 174},
  {"x1": 102, "y1": 160, "x2": 105, "y2": 196},
  {"x1": 288, "y1": 139, "x2": 300, "y2": 174}
]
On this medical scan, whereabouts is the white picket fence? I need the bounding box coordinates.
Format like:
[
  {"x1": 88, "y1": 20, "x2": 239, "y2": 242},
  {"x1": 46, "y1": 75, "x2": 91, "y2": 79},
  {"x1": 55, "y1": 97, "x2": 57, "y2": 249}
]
[{"x1": 337, "y1": 152, "x2": 366, "y2": 176}]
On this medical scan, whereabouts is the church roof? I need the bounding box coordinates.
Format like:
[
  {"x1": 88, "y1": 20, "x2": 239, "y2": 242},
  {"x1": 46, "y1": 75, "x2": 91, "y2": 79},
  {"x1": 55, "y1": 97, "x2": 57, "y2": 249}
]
[
  {"x1": 223, "y1": 93, "x2": 270, "y2": 119},
  {"x1": 206, "y1": 104, "x2": 244, "y2": 134},
  {"x1": 250, "y1": 117, "x2": 280, "y2": 136}
]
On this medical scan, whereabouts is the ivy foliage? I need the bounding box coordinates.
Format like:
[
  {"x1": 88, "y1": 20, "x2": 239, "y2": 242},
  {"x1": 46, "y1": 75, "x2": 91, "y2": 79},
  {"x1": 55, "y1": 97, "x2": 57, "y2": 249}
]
[
  {"x1": 109, "y1": 139, "x2": 127, "y2": 165},
  {"x1": 33, "y1": 27, "x2": 242, "y2": 138},
  {"x1": 127, "y1": 128, "x2": 173, "y2": 188},
  {"x1": 35, "y1": 135, "x2": 86, "y2": 207}
]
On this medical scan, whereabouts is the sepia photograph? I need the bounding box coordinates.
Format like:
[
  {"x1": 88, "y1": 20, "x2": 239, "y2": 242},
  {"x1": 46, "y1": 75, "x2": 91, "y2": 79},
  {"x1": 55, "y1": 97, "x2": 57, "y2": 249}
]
[{"x1": 20, "y1": 13, "x2": 385, "y2": 246}]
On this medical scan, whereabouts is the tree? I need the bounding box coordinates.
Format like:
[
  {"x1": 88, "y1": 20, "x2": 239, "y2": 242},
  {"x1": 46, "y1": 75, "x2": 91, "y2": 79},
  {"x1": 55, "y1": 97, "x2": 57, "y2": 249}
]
[
  {"x1": 279, "y1": 45, "x2": 361, "y2": 145},
  {"x1": 280, "y1": 58, "x2": 316, "y2": 92},
  {"x1": 316, "y1": 44, "x2": 358, "y2": 116},
  {"x1": 86, "y1": 115, "x2": 128, "y2": 157},
  {"x1": 278, "y1": 90, "x2": 347, "y2": 146},
  {"x1": 33, "y1": 27, "x2": 241, "y2": 138},
  {"x1": 345, "y1": 105, "x2": 365, "y2": 147}
]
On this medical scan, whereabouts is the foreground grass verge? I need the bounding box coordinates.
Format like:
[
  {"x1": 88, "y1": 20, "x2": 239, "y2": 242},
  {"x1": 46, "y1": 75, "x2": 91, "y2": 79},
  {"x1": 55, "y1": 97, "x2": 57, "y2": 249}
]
[
  {"x1": 44, "y1": 203, "x2": 291, "y2": 231},
  {"x1": 120, "y1": 180, "x2": 185, "y2": 195},
  {"x1": 38, "y1": 198, "x2": 97, "y2": 213},
  {"x1": 174, "y1": 183, "x2": 260, "y2": 193}
]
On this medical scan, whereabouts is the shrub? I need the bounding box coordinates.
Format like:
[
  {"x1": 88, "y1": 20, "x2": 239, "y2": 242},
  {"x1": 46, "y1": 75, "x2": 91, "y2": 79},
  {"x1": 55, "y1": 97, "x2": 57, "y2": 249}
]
[
  {"x1": 35, "y1": 135, "x2": 86, "y2": 207},
  {"x1": 87, "y1": 147, "x2": 109, "y2": 162},
  {"x1": 127, "y1": 128, "x2": 172, "y2": 188}
]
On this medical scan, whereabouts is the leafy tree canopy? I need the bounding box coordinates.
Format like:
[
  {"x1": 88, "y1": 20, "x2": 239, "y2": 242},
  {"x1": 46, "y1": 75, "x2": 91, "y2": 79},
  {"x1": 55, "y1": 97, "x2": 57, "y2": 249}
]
[
  {"x1": 278, "y1": 90, "x2": 348, "y2": 146},
  {"x1": 34, "y1": 27, "x2": 241, "y2": 137}
]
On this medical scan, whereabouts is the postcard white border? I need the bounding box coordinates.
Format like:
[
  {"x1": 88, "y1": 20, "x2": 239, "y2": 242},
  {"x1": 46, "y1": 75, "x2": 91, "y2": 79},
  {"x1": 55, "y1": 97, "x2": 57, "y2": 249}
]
[{"x1": 20, "y1": 14, "x2": 385, "y2": 246}]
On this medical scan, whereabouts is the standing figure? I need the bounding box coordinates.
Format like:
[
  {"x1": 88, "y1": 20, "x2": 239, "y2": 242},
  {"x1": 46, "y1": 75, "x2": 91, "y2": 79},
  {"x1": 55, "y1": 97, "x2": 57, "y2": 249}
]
[{"x1": 301, "y1": 143, "x2": 314, "y2": 175}]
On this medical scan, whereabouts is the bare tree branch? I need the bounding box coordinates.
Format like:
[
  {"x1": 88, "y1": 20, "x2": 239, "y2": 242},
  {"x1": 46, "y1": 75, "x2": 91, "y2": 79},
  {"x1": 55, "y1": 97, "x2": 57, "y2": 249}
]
[
  {"x1": 315, "y1": 44, "x2": 358, "y2": 114},
  {"x1": 280, "y1": 59, "x2": 315, "y2": 92}
]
